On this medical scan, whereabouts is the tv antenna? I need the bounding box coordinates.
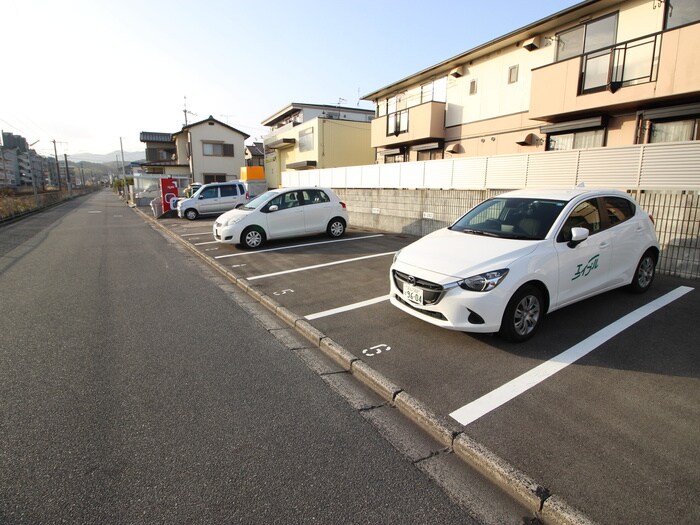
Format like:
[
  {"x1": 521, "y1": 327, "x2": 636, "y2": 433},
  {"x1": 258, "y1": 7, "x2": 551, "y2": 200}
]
[{"x1": 183, "y1": 96, "x2": 197, "y2": 126}]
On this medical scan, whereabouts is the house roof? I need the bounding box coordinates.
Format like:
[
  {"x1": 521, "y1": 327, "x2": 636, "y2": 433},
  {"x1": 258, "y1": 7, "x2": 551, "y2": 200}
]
[
  {"x1": 261, "y1": 103, "x2": 374, "y2": 127},
  {"x1": 140, "y1": 132, "x2": 173, "y2": 143},
  {"x1": 174, "y1": 115, "x2": 250, "y2": 140},
  {"x1": 362, "y1": 0, "x2": 612, "y2": 100},
  {"x1": 246, "y1": 142, "x2": 264, "y2": 156}
]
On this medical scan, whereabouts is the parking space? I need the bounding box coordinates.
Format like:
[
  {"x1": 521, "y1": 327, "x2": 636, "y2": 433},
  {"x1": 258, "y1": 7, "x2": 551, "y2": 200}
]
[{"x1": 155, "y1": 212, "x2": 699, "y2": 525}]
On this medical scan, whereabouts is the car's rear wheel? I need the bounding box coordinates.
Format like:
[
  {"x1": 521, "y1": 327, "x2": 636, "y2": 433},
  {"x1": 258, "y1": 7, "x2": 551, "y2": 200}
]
[
  {"x1": 241, "y1": 226, "x2": 265, "y2": 249},
  {"x1": 327, "y1": 217, "x2": 346, "y2": 238},
  {"x1": 629, "y1": 250, "x2": 656, "y2": 293},
  {"x1": 184, "y1": 208, "x2": 198, "y2": 220},
  {"x1": 499, "y1": 284, "x2": 543, "y2": 342}
]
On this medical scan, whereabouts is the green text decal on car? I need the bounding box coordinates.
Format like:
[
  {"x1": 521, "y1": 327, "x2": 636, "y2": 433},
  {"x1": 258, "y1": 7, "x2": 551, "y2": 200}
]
[{"x1": 572, "y1": 254, "x2": 600, "y2": 281}]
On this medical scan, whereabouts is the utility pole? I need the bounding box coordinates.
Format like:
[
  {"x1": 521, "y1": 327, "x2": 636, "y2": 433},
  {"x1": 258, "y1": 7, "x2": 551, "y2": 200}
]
[
  {"x1": 119, "y1": 137, "x2": 128, "y2": 202},
  {"x1": 52, "y1": 140, "x2": 62, "y2": 190},
  {"x1": 28, "y1": 140, "x2": 40, "y2": 206},
  {"x1": 63, "y1": 154, "x2": 72, "y2": 197}
]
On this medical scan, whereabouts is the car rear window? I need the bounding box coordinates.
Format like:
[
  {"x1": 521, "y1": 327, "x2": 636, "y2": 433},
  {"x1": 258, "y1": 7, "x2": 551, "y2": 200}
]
[
  {"x1": 604, "y1": 196, "x2": 635, "y2": 225},
  {"x1": 219, "y1": 185, "x2": 239, "y2": 197}
]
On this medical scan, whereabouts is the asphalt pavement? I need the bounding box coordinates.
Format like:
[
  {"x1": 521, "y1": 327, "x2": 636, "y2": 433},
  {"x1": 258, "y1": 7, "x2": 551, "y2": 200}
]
[{"x1": 0, "y1": 191, "x2": 531, "y2": 524}]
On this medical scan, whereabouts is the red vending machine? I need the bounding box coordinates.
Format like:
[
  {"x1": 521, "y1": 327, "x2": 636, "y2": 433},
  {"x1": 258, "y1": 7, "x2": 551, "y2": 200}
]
[{"x1": 160, "y1": 178, "x2": 179, "y2": 213}]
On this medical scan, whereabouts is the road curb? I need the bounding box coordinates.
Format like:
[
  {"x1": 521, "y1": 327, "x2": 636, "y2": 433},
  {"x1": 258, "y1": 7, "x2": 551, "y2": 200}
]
[{"x1": 133, "y1": 205, "x2": 599, "y2": 525}]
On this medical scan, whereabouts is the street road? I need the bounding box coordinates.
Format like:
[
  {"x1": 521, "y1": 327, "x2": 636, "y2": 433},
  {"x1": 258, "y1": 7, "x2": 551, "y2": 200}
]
[{"x1": 0, "y1": 191, "x2": 527, "y2": 524}]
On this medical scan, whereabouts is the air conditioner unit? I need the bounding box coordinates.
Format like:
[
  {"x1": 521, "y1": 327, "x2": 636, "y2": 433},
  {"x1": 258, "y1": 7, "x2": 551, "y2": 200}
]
[
  {"x1": 522, "y1": 36, "x2": 541, "y2": 51},
  {"x1": 449, "y1": 65, "x2": 466, "y2": 78}
]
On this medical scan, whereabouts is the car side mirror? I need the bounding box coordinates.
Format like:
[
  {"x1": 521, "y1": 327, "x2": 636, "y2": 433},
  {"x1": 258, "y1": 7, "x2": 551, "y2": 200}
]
[
  {"x1": 567, "y1": 227, "x2": 589, "y2": 248},
  {"x1": 268, "y1": 204, "x2": 279, "y2": 212}
]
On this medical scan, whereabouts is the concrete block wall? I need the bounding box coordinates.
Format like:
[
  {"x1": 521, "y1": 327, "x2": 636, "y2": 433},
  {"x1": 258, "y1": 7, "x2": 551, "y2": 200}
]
[{"x1": 334, "y1": 188, "x2": 509, "y2": 237}]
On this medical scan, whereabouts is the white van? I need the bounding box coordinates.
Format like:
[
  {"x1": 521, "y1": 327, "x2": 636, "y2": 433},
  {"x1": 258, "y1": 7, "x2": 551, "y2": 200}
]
[{"x1": 177, "y1": 181, "x2": 248, "y2": 220}]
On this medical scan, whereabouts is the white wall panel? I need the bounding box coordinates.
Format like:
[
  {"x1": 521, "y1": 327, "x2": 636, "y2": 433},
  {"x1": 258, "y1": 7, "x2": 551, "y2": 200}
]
[
  {"x1": 577, "y1": 147, "x2": 641, "y2": 188},
  {"x1": 526, "y1": 150, "x2": 579, "y2": 188},
  {"x1": 379, "y1": 163, "x2": 401, "y2": 188},
  {"x1": 360, "y1": 164, "x2": 379, "y2": 188},
  {"x1": 424, "y1": 159, "x2": 453, "y2": 189},
  {"x1": 452, "y1": 157, "x2": 487, "y2": 189},
  {"x1": 640, "y1": 142, "x2": 700, "y2": 189},
  {"x1": 485, "y1": 155, "x2": 527, "y2": 188},
  {"x1": 331, "y1": 167, "x2": 347, "y2": 188},
  {"x1": 400, "y1": 162, "x2": 425, "y2": 188}
]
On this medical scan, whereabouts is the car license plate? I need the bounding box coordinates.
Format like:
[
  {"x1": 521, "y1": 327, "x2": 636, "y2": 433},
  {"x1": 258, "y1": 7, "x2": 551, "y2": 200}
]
[{"x1": 403, "y1": 283, "x2": 423, "y2": 305}]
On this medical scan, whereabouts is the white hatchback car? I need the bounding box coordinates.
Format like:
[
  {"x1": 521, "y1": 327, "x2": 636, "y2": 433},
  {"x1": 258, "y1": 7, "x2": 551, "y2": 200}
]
[
  {"x1": 390, "y1": 188, "x2": 660, "y2": 342},
  {"x1": 213, "y1": 187, "x2": 348, "y2": 249}
]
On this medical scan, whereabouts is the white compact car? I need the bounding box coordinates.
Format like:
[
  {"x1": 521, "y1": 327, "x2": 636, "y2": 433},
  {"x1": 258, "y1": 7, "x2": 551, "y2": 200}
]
[
  {"x1": 213, "y1": 187, "x2": 348, "y2": 249},
  {"x1": 390, "y1": 188, "x2": 660, "y2": 342}
]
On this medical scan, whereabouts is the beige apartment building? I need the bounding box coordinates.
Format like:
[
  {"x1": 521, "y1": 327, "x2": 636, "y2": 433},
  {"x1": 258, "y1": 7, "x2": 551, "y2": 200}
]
[
  {"x1": 363, "y1": 0, "x2": 700, "y2": 162},
  {"x1": 262, "y1": 103, "x2": 374, "y2": 188}
]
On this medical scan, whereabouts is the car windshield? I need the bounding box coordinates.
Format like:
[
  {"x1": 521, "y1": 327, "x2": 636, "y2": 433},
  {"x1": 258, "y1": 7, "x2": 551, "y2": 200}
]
[
  {"x1": 242, "y1": 190, "x2": 278, "y2": 210},
  {"x1": 449, "y1": 197, "x2": 567, "y2": 240}
]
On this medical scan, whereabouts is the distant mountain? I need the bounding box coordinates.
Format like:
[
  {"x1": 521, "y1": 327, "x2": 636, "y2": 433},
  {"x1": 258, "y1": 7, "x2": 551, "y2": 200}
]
[{"x1": 70, "y1": 151, "x2": 145, "y2": 164}]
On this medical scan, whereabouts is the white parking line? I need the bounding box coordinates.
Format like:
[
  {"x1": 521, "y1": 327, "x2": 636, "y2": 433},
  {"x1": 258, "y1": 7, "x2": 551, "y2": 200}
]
[
  {"x1": 194, "y1": 240, "x2": 218, "y2": 246},
  {"x1": 181, "y1": 232, "x2": 211, "y2": 237},
  {"x1": 214, "y1": 234, "x2": 384, "y2": 259},
  {"x1": 449, "y1": 286, "x2": 694, "y2": 426},
  {"x1": 248, "y1": 252, "x2": 396, "y2": 281},
  {"x1": 305, "y1": 295, "x2": 390, "y2": 320}
]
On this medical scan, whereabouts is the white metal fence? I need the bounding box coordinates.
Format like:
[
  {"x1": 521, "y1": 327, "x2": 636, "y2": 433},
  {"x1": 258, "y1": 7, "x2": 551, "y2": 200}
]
[{"x1": 281, "y1": 141, "x2": 700, "y2": 191}]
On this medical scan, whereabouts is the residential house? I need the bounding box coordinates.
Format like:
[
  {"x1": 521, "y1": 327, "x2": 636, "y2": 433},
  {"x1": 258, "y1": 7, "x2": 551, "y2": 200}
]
[
  {"x1": 262, "y1": 103, "x2": 374, "y2": 188},
  {"x1": 245, "y1": 142, "x2": 264, "y2": 167},
  {"x1": 138, "y1": 116, "x2": 250, "y2": 199},
  {"x1": 173, "y1": 115, "x2": 249, "y2": 184},
  {"x1": 363, "y1": 0, "x2": 700, "y2": 162}
]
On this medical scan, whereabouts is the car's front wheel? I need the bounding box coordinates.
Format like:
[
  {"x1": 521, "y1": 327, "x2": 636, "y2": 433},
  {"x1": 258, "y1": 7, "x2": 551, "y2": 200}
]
[
  {"x1": 629, "y1": 250, "x2": 656, "y2": 293},
  {"x1": 327, "y1": 217, "x2": 346, "y2": 238},
  {"x1": 499, "y1": 284, "x2": 543, "y2": 342},
  {"x1": 241, "y1": 226, "x2": 265, "y2": 249},
  {"x1": 184, "y1": 208, "x2": 198, "y2": 220}
]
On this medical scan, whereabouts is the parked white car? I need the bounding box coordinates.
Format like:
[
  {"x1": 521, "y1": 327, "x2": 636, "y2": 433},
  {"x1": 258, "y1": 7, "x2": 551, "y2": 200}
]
[
  {"x1": 390, "y1": 188, "x2": 660, "y2": 342},
  {"x1": 213, "y1": 187, "x2": 348, "y2": 249},
  {"x1": 177, "y1": 181, "x2": 248, "y2": 220}
]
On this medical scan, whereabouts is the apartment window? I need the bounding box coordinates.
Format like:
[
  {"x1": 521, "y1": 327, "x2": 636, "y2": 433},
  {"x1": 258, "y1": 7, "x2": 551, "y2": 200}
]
[
  {"x1": 299, "y1": 127, "x2": 314, "y2": 152},
  {"x1": 386, "y1": 92, "x2": 408, "y2": 136},
  {"x1": 649, "y1": 119, "x2": 699, "y2": 143},
  {"x1": 665, "y1": 0, "x2": 700, "y2": 30},
  {"x1": 203, "y1": 143, "x2": 234, "y2": 157},
  {"x1": 384, "y1": 153, "x2": 406, "y2": 163},
  {"x1": 203, "y1": 174, "x2": 227, "y2": 183},
  {"x1": 377, "y1": 99, "x2": 387, "y2": 117},
  {"x1": 433, "y1": 76, "x2": 447, "y2": 102},
  {"x1": 469, "y1": 79, "x2": 478, "y2": 95},
  {"x1": 508, "y1": 65, "x2": 519, "y2": 84},
  {"x1": 556, "y1": 13, "x2": 618, "y2": 61},
  {"x1": 417, "y1": 149, "x2": 444, "y2": 161},
  {"x1": 421, "y1": 82, "x2": 433, "y2": 103},
  {"x1": 547, "y1": 129, "x2": 605, "y2": 151}
]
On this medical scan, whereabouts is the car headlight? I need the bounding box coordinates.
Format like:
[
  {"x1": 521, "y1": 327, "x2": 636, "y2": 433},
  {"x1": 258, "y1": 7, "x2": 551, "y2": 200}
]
[
  {"x1": 225, "y1": 216, "x2": 244, "y2": 226},
  {"x1": 457, "y1": 269, "x2": 509, "y2": 292},
  {"x1": 393, "y1": 249, "x2": 402, "y2": 264}
]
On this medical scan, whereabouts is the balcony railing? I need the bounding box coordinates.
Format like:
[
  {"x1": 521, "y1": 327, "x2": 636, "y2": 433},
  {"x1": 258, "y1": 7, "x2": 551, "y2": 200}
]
[{"x1": 580, "y1": 33, "x2": 661, "y2": 94}]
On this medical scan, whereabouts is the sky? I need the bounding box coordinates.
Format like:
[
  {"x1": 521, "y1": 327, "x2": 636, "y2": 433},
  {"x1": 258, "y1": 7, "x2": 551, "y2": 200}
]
[{"x1": 1, "y1": 0, "x2": 580, "y2": 160}]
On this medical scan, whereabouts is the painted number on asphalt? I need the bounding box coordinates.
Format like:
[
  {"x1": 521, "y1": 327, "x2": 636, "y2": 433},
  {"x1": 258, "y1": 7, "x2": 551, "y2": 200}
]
[
  {"x1": 273, "y1": 289, "x2": 295, "y2": 296},
  {"x1": 362, "y1": 344, "x2": 391, "y2": 357}
]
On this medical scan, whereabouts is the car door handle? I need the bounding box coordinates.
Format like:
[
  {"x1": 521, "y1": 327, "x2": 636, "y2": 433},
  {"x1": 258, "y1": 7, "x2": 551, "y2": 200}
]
[{"x1": 599, "y1": 241, "x2": 610, "y2": 249}]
